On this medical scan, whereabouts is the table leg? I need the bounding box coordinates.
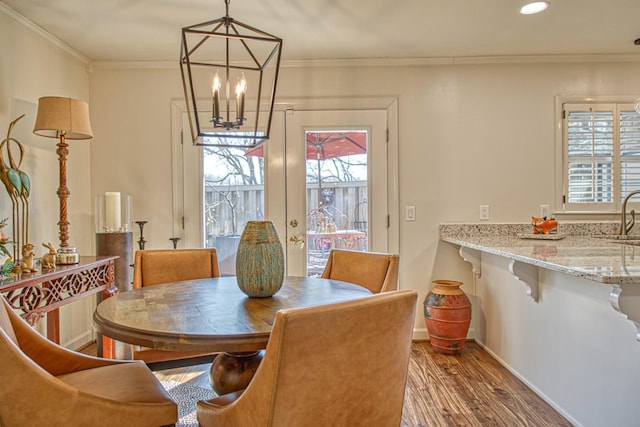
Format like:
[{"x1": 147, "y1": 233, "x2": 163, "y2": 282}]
[
  {"x1": 97, "y1": 285, "x2": 120, "y2": 358},
  {"x1": 46, "y1": 308, "x2": 60, "y2": 344},
  {"x1": 209, "y1": 351, "x2": 264, "y2": 395}
]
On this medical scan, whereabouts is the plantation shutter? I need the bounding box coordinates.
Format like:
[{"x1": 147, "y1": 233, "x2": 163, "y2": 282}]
[
  {"x1": 565, "y1": 106, "x2": 614, "y2": 205},
  {"x1": 619, "y1": 109, "x2": 640, "y2": 199}
]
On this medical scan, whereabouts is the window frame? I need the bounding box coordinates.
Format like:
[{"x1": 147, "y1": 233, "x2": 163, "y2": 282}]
[{"x1": 555, "y1": 95, "x2": 639, "y2": 216}]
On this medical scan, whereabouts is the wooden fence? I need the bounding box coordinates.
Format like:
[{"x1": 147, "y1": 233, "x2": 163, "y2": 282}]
[{"x1": 205, "y1": 181, "x2": 368, "y2": 245}]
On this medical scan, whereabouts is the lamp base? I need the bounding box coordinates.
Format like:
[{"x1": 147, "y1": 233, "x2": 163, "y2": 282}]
[{"x1": 56, "y1": 246, "x2": 79, "y2": 265}]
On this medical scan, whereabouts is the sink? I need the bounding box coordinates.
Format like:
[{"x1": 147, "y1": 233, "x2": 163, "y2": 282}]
[
  {"x1": 592, "y1": 235, "x2": 640, "y2": 246},
  {"x1": 600, "y1": 235, "x2": 640, "y2": 246},
  {"x1": 611, "y1": 240, "x2": 640, "y2": 246},
  {"x1": 595, "y1": 235, "x2": 640, "y2": 241}
]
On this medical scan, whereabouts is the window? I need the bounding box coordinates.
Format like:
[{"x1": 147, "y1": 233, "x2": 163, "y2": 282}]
[{"x1": 563, "y1": 102, "x2": 640, "y2": 212}]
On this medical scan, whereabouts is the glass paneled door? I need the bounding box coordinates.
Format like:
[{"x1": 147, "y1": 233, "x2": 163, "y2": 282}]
[
  {"x1": 174, "y1": 105, "x2": 391, "y2": 277},
  {"x1": 282, "y1": 110, "x2": 388, "y2": 277}
]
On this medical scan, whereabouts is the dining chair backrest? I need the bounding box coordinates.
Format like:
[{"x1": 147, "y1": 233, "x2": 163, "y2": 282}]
[
  {"x1": 320, "y1": 249, "x2": 399, "y2": 293},
  {"x1": 197, "y1": 289, "x2": 417, "y2": 426},
  {"x1": 133, "y1": 248, "x2": 220, "y2": 288},
  {"x1": 0, "y1": 296, "x2": 177, "y2": 426}
]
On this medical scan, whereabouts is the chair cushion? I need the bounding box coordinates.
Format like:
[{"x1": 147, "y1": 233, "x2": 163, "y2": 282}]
[
  {"x1": 330, "y1": 251, "x2": 390, "y2": 290},
  {"x1": 136, "y1": 249, "x2": 219, "y2": 287},
  {"x1": 58, "y1": 362, "x2": 175, "y2": 407}
]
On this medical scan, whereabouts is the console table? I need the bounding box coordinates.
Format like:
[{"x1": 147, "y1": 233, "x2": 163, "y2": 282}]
[{"x1": 0, "y1": 256, "x2": 118, "y2": 346}]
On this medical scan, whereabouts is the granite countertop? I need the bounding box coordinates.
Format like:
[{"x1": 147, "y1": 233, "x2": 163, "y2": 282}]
[{"x1": 440, "y1": 222, "x2": 640, "y2": 285}]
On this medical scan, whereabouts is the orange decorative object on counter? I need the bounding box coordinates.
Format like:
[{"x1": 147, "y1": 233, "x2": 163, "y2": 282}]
[{"x1": 531, "y1": 216, "x2": 558, "y2": 234}]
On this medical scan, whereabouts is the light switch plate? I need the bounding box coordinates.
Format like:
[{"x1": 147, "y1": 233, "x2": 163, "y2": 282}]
[
  {"x1": 480, "y1": 205, "x2": 490, "y2": 221},
  {"x1": 405, "y1": 205, "x2": 416, "y2": 221},
  {"x1": 540, "y1": 205, "x2": 550, "y2": 218}
]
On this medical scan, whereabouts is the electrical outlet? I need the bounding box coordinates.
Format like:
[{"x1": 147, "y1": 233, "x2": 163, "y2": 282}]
[
  {"x1": 405, "y1": 206, "x2": 416, "y2": 221},
  {"x1": 540, "y1": 204, "x2": 550, "y2": 218},
  {"x1": 479, "y1": 205, "x2": 490, "y2": 221}
]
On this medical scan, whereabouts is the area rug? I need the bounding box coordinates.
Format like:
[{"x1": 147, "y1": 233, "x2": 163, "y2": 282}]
[{"x1": 161, "y1": 380, "x2": 215, "y2": 427}]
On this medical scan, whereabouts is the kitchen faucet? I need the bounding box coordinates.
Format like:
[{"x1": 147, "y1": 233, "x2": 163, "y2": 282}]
[{"x1": 620, "y1": 190, "x2": 640, "y2": 235}]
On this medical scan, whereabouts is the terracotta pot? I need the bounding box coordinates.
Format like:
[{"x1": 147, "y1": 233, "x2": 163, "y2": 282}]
[
  {"x1": 423, "y1": 280, "x2": 471, "y2": 355},
  {"x1": 236, "y1": 221, "x2": 284, "y2": 297}
]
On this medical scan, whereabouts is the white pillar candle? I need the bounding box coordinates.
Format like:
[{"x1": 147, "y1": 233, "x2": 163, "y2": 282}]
[{"x1": 105, "y1": 192, "x2": 121, "y2": 232}]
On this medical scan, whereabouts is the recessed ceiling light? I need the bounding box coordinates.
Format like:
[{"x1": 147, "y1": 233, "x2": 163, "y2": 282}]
[{"x1": 520, "y1": 1, "x2": 550, "y2": 15}]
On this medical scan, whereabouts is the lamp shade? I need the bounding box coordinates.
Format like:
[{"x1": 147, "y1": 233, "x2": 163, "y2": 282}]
[{"x1": 33, "y1": 96, "x2": 93, "y2": 140}]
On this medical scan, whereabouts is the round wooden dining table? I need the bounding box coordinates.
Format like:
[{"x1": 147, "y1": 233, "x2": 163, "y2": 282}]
[{"x1": 94, "y1": 275, "x2": 372, "y2": 393}]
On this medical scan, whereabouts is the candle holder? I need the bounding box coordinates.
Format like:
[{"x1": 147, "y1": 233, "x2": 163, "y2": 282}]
[
  {"x1": 95, "y1": 193, "x2": 131, "y2": 233},
  {"x1": 95, "y1": 193, "x2": 133, "y2": 291},
  {"x1": 136, "y1": 221, "x2": 148, "y2": 250},
  {"x1": 96, "y1": 231, "x2": 133, "y2": 292}
]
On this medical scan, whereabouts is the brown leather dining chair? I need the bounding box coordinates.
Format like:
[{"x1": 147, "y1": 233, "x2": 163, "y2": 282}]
[
  {"x1": 320, "y1": 249, "x2": 400, "y2": 293},
  {"x1": 132, "y1": 248, "x2": 221, "y2": 365},
  {"x1": 0, "y1": 296, "x2": 177, "y2": 427},
  {"x1": 196, "y1": 289, "x2": 417, "y2": 427}
]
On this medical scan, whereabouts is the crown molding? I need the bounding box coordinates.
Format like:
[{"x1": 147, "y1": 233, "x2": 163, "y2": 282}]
[
  {"x1": 90, "y1": 53, "x2": 640, "y2": 71},
  {"x1": 0, "y1": 1, "x2": 89, "y2": 64}
]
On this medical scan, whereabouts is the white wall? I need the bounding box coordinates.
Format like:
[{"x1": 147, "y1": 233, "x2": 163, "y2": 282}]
[{"x1": 0, "y1": 6, "x2": 94, "y2": 349}]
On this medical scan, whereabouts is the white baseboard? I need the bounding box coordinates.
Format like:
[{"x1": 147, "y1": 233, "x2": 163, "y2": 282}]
[
  {"x1": 63, "y1": 330, "x2": 94, "y2": 352},
  {"x1": 413, "y1": 326, "x2": 475, "y2": 342}
]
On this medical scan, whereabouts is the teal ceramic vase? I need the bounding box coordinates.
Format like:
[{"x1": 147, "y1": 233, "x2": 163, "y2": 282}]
[{"x1": 236, "y1": 221, "x2": 284, "y2": 298}]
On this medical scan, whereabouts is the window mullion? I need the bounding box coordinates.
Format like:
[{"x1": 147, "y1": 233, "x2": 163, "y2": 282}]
[{"x1": 613, "y1": 104, "x2": 622, "y2": 211}]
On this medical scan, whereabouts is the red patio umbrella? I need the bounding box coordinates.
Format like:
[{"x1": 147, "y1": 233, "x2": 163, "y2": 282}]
[
  {"x1": 245, "y1": 131, "x2": 367, "y2": 196},
  {"x1": 245, "y1": 131, "x2": 367, "y2": 160}
]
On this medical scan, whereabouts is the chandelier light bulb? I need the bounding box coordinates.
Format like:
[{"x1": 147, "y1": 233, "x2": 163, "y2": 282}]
[
  {"x1": 212, "y1": 71, "x2": 221, "y2": 120},
  {"x1": 212, "y1": 72, "x2": 221, "y2": 94},
  {"x1": 235, "y1": 73, "x2": 247, "y2": 121},
  {"x1": 235, "y1": 73, "x2": 247, "y2": 97}
]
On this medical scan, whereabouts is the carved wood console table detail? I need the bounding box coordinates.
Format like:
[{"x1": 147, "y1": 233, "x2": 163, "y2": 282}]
[{"x1": 0, "y1": 256, "x2": 118, "y2": 345}]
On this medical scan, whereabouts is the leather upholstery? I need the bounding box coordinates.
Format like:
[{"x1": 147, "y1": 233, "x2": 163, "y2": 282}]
[
  {"x1": 321, "y1": 249, "x2": 400, "y2": 293},
  {"x1": 197, "y1": 289, "x2": 418, "y2": 427},
  {"x1": 0, "y1": 296, "x2": 177, "y2": 427},
  {"x1": 133, "y1": 248, "x2": 220, "y2": 288},
  {"x1": 132, "y1": 248, "x2": 221, "y2": 364}
]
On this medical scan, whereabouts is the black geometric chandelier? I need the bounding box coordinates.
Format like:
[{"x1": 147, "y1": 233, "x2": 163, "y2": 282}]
[{"x1": 180, "y1": 0, "x2": 282, "y2": 148}]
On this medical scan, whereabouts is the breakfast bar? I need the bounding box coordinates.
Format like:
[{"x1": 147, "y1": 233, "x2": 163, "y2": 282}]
[
  {"x1": 440, "y1": 222, "x2": 640, "y2": 340},
  {"x1": 439, "y1": 222, "x2": 640, "y2": 425}
]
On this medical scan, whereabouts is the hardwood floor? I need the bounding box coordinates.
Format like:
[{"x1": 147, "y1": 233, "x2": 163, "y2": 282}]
[
  {"x1": 81, "y1": 340, "x2": 571, "y2": 426},
  {"x1": 403, "y1": 341, "x2": 571, "y2": 426}
]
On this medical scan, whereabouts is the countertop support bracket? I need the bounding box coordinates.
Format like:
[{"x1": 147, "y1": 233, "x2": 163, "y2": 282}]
[
  {"x1": 508, "y1": 259, "x2": 539, "y2": 302},
  {"x1": 459, "y1": 246, "x2": 481, "y2": 278},
  {"x1": 610, "y1": 284, "x2": 640, "y2": 341}
]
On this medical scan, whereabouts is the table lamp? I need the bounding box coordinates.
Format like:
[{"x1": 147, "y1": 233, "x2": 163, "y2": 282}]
[{"x1": 33, "y1": 96, "x2": 93, "y2": 264}]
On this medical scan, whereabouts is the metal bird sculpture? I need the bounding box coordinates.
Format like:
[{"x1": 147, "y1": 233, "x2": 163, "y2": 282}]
[
  {"x1": 4, "y1": 120, "x2": 30, "y2": 249},
  {"x1": 6, "y1": 135, "x2": 30, "y2": 247},
  {"x1": 0, "y1": 114, "x2": 27, "y2": 262}
]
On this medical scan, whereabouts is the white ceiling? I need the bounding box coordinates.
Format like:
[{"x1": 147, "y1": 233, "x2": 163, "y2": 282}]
[{"x1": 3, "y1": 0, "x2": 640, "y2": 63}]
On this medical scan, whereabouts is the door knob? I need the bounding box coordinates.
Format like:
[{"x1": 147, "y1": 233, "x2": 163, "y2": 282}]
[{"x1": 289, "y1": 235, "x2": 305, "y2": 247}]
